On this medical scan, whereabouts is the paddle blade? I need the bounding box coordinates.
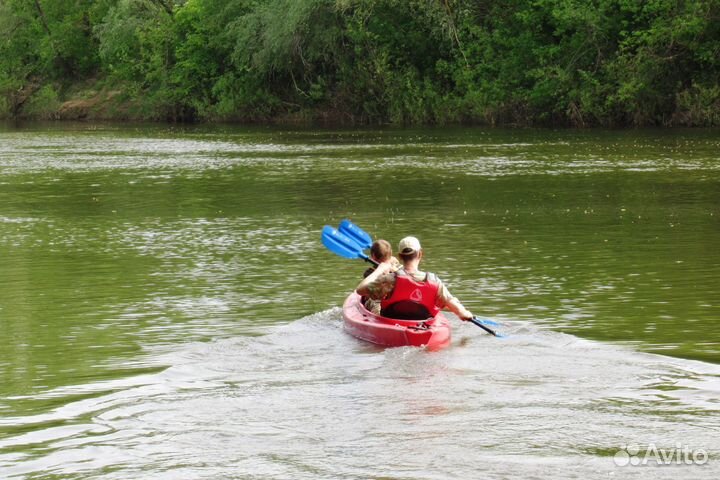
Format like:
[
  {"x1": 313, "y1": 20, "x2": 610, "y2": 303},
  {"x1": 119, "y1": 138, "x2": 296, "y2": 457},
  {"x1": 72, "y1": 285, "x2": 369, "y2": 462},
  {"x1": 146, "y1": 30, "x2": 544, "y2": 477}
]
[
  {"x1": 321, "y1": 226, "x2": 376, "y2": 264},
  {"x1": 338, "y1": 219, "x2": 373, "y2": 250}
]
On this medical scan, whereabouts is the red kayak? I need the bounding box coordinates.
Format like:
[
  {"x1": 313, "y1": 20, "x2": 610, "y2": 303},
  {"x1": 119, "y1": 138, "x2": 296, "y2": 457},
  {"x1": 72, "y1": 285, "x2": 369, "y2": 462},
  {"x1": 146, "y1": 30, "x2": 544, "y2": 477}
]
[{"x1": 342, "y1": 292, "x2": 451, "y2": 350}]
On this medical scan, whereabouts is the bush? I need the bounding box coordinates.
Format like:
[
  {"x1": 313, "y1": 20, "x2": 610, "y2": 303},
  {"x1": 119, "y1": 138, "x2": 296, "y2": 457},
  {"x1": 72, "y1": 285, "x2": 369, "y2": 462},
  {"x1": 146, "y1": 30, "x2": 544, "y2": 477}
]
[
  {"x1": 674, "y1": 83, "x2": 720, "y2": 126},
  {"x1": 22, "y1": 84, "x2": 60, "y2": 119}
]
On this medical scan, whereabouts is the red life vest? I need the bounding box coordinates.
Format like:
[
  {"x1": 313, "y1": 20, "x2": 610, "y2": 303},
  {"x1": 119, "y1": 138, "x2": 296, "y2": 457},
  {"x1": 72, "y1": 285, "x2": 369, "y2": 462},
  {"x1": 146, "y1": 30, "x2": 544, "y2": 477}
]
[{"x1": 380, "y1": 270, "x2": 441, "y2": 320}]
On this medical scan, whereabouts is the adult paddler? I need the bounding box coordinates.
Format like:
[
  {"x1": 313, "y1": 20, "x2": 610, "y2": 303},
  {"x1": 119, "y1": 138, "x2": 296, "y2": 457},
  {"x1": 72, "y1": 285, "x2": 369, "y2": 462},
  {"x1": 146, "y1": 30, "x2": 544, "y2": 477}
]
[{"x1": 355, "y1": 236, "x2": 474, "y2": 321}]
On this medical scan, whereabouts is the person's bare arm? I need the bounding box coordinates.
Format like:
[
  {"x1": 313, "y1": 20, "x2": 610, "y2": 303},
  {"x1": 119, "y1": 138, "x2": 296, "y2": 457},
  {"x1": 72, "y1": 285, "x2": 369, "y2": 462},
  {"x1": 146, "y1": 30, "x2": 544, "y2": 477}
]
[
  {"x1": 435, "y1": 278, "x2": 473, "y2": 320},
  {"x1": 445, "y1": 296, "x2": 473, "y2": 321},
  {"x1": 356, "y1": 261, "x2": 393, "y2": 298}
]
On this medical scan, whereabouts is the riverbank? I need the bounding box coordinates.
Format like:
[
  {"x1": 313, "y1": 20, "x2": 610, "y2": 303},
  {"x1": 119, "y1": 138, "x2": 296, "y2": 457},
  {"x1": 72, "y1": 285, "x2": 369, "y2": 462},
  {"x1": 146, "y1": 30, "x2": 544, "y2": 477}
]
[
  {"x1": 6, "y1": 73, "x2": 720, "y2": 127},
  {"x1": 9, "y1": 84, "x2": 720, "y2": 127},
  {"x1": 3, "y1": 0, "x2": 719, "y2": 128},
  {"x1": 6, "y1": 79, "x2": 375, "y2": 125}
]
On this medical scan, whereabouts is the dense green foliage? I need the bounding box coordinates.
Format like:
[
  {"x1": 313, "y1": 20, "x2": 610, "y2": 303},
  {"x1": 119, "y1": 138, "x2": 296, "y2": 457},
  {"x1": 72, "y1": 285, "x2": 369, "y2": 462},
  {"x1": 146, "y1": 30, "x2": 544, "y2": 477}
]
[{"x1": 1, "y1": 0, "x2": 719, "y2": 125}]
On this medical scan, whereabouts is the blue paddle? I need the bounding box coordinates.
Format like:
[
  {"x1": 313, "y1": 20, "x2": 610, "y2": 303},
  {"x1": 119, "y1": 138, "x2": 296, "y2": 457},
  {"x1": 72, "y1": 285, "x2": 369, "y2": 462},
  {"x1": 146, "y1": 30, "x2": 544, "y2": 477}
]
[
  {"x1": 338, "y1": 219, "x2": 373, "y2": 250},
  {"x1": 469, "y1": 317, "x2": 504, "y2": 337},
  {"x1": 472, "y1": 316, "x2": 501, "y2": 327},
  {"x1": 321, "y1": 225, "x2": 379, "y2": 266}
]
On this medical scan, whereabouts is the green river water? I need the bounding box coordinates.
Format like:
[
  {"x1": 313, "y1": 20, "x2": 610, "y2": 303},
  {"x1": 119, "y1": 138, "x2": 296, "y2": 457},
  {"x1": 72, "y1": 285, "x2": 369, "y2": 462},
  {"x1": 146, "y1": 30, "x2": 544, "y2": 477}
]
[{"x1": 0, "y1": 123, "x2": 718, "y2": 479}]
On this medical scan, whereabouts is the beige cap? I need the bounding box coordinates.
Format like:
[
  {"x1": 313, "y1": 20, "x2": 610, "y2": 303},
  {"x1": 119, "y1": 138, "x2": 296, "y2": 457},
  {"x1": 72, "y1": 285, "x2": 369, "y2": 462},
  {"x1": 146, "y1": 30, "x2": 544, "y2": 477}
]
[{"x1": 398, "y1": 236, "x2": 421, "y2": 254}]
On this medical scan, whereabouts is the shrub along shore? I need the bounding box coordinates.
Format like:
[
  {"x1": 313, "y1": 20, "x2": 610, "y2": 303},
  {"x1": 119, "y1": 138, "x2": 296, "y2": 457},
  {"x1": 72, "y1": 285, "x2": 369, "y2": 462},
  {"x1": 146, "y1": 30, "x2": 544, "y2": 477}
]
[{"x1": 2, "y1": 0, "x2": 719, "y2": 126}]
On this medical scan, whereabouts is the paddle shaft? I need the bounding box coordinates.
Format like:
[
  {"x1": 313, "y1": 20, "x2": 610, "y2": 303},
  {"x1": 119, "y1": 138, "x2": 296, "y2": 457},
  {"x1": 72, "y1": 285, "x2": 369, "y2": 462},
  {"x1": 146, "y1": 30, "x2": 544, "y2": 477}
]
[{"x1": 469, "y1": 317, "x2": 501, "y2": 337}]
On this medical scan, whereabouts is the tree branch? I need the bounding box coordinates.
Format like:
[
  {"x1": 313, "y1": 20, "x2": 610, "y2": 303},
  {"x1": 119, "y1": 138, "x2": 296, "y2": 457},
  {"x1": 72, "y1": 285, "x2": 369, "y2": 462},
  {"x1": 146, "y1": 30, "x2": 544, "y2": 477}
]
[{"x1": 33, "y1": 0, "x2": 52, "y2": 38}]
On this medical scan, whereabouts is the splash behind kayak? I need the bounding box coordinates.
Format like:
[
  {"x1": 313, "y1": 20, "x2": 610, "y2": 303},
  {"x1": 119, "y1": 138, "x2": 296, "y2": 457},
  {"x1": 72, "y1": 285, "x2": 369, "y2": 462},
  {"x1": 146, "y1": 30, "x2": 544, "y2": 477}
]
[{"x1": 342, "y1": 292, "x2": 451, "y2": 350}]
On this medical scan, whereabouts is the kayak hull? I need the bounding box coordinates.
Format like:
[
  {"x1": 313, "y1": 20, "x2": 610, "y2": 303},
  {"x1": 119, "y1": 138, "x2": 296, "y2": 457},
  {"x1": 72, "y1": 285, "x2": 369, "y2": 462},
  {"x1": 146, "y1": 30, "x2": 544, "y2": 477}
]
[{"x1": 342, "y1": 292, "x2": 451, "y2": 350}]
